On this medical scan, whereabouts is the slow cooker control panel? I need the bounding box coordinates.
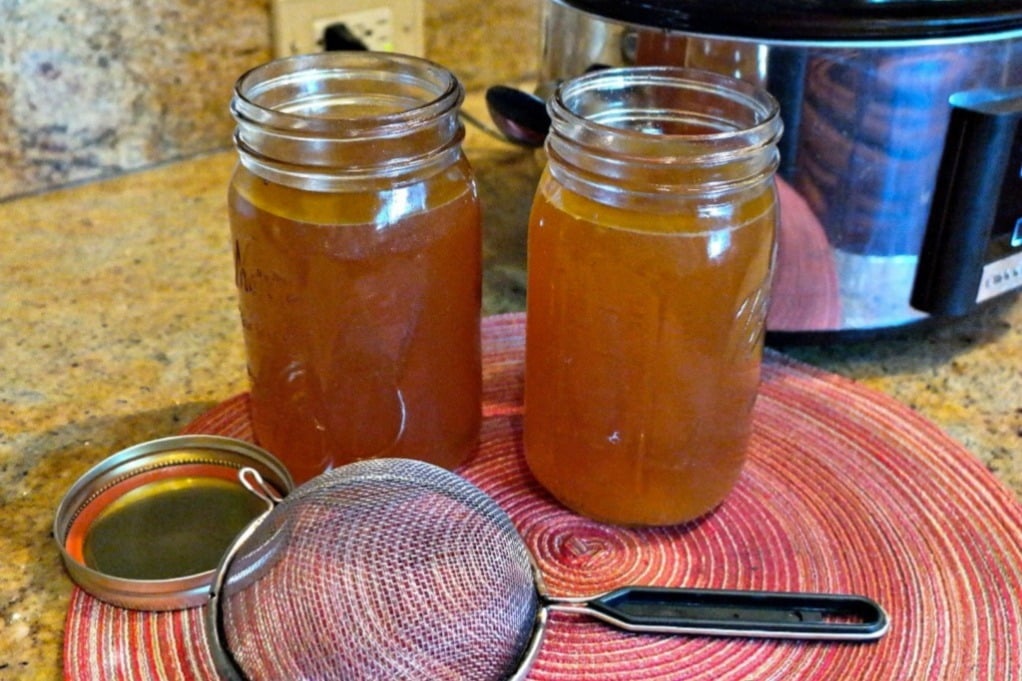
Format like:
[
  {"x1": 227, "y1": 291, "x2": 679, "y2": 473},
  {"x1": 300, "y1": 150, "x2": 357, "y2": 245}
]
[
  {"x1": 911, "y1": 88, "x2": 1022, "y2": 317},
  {"x1": 979, "y1": 124, "x2": 1022, "y2": 304}
]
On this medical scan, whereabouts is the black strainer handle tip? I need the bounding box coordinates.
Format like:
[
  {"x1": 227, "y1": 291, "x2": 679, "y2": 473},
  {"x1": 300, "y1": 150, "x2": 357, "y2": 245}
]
[{"x1": 576, "y1": 587, "x2": 889, "y2": 641}]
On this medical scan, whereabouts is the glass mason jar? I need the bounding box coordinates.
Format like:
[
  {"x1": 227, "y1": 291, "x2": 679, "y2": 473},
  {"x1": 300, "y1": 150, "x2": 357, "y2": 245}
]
[
  {"x1": 228, "y1": 53, "x2": 482, "y2": 484},
  {"x1": 524, "y1": 67, "x2": 782, "y2": 526}
]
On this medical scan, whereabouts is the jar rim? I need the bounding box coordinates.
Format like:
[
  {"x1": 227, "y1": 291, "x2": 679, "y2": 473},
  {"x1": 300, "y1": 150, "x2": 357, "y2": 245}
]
[
  {"x1": 549, "y1": 66, "x2": 781, "y2": 153},
  {"x1": 231, "y1": 51, "x2": 463, "y2": 137},
  {"x1": 229, "y1": 52, "x2": 467, "y2": 190},
  {"x1": 544, "y1": 66, "x2": 782, "y2": 206}
]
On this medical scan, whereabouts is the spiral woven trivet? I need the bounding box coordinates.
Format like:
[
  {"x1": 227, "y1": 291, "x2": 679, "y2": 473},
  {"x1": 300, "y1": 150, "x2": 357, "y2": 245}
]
[{"x1": 64, "y1": 313, "x2": 1022, "y2": 680}]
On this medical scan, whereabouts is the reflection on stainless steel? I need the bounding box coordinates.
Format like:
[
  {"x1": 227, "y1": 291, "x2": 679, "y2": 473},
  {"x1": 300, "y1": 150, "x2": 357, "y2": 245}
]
[
  {"x1": 833, "y1": 251, "x2": 928, "y2": 329},
  {"x1": 539, "y1": 0, "x2": 1022, "y2": 335},
  {"x1": 794, "y1": 45, "x2": 1005, "y2": 258},
  {"x1": 768, "y1": 178, "x2": 841, "y2": 332}
]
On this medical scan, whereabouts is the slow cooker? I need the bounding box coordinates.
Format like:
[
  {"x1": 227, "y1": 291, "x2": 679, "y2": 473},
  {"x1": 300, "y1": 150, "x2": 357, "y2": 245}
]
[{"x1": 539, "y1": 0, "x2": 1022, "y2": 339}]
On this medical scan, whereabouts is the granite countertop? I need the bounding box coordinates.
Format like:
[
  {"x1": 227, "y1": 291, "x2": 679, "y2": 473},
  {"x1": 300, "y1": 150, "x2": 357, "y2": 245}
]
[{"x1": 2, "y1": 96, "x2": 1021, "y2": 678}]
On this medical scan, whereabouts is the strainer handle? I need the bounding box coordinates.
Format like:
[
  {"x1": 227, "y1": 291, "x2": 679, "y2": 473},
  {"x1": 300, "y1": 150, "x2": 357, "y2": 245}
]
[{"x1": 550, "y1": 586, "x2": 889, "y2": 641}]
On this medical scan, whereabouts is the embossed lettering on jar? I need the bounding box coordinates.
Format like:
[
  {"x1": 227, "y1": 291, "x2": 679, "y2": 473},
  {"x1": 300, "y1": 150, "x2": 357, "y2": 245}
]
[
  {"x1": 229, "y1": 53, "x2": 482, "y2": 483},
  {"x1": 525, "y1": 67, "x2": 782, "y2": 526}
]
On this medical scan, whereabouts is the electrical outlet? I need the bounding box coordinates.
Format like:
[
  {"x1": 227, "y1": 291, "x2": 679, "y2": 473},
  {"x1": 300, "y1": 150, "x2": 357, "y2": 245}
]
[
  {"x1": 271, "y1": 0, "x2": 424, "y2": 57},
  {"x1": 312, "y1": 7, "x2": 395, "y2": 52}
]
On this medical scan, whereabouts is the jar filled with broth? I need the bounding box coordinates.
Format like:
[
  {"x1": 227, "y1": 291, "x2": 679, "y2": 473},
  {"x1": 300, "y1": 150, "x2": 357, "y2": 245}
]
[
  {"x1": 524, "y1": 67, "x2": 781, "y2": 526},
  {"x1": 229, "y1": 53, "x2": 482, "y2": 484}
]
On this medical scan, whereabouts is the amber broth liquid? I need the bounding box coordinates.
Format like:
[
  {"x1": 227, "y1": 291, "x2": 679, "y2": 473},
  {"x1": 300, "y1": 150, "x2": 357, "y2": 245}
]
[
  {"x1": 524, "y1": 171, "x2": 776, "y2": 525},
  {"x1": 229, "y1": 162, "x2": 482, "y2": 483}
]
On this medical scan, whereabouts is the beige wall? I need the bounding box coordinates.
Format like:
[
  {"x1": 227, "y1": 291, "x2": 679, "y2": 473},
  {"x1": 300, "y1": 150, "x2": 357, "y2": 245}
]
[{"x1": 0, "y1": 0, "x2": 540, "y2": 200}]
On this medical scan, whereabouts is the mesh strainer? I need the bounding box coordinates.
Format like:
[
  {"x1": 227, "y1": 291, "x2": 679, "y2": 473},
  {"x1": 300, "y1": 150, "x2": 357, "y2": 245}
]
[{"x1": 206, "y1": 458, "x2": 888, "y2": 680}]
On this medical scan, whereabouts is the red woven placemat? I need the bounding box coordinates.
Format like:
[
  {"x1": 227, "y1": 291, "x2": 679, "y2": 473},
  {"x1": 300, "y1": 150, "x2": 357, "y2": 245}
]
[{"x1": 64, "y1": 313, "x2": 1022, "y2": 680}]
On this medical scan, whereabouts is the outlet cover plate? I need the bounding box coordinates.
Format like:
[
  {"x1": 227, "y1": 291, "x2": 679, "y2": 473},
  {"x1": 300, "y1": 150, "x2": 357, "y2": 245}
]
[{"x1": 271, "y1": 0, "x2": 424, "y2": 57}]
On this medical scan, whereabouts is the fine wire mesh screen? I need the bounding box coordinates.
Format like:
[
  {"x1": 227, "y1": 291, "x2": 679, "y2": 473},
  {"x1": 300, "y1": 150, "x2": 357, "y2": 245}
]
[{"x1": 218, "y1": 458, "x2": 540, "y2": 680}]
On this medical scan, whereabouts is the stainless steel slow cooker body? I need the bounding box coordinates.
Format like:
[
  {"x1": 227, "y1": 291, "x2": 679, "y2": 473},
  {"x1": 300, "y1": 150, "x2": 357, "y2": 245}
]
[{"x1": 540, "y1": 0, "x2": 1022, "y2": 338}]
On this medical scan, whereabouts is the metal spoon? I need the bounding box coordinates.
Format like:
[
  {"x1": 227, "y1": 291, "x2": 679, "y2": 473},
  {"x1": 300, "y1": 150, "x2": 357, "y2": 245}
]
[{"x1": 484, "y1": 85, "x2": 551, "y2": 147}]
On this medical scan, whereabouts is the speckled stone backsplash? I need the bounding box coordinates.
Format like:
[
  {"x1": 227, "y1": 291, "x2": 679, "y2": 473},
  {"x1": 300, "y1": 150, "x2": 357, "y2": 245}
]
[{"x1": 0, "y1": 0, "x2": 540, "y2": 201}]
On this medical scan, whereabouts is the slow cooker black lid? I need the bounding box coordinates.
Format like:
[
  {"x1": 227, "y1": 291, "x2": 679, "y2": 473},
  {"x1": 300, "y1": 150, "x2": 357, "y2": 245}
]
[{"x1": 558, "y1": 0, "x2": 1022, "y2": 41}]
